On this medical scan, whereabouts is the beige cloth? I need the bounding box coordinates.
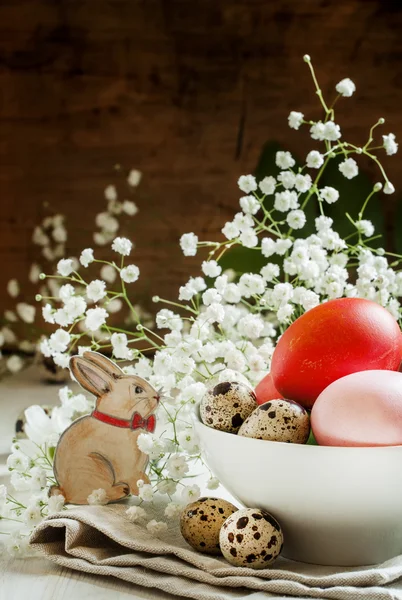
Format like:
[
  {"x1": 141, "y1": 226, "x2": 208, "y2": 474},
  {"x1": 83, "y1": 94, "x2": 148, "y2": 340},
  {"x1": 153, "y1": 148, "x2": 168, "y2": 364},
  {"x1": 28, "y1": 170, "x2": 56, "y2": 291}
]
[{"x1": 30, "y1": 503, "x2": 402, "y2": 600}]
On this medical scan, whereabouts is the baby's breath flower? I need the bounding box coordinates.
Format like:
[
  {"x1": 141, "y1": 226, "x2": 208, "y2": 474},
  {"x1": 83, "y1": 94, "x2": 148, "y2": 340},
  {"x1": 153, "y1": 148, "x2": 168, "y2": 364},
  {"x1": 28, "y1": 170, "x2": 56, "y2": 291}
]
[
  {"x1": 237, "y1": 174, "x2": 257, "y2": 193},
  {"x1": 277, "y1": 170, "x2": 296, "y2": 190},
  {"x1": 104, "y1": 184, "x2": 117, "y2": 201},
  {"x1": 86, "y1": 280, "x2": 107, "y2": 302},
  {"x1": 7, "y1": 279, "x2": 19, "y2": 298},
  {"x1": 57, "y1": 258, "x2": 74, "y2": 277},
  {"x1": 384, "y1": 181, "x2": 395, "y2": 195},
  {"x1": 46, "y1": 495, "x2": 65, "y2": 515},
  {"x1": 310, "y1": 121, "x2": 326, "y2": 141},
  {"x1": 146, "y1": 520, "x2": 168, "y2": 536},
  {"x1": 126, "y1": 505, "x2": 147, "y2": 522},
  {"x1": 383, "y1": 133, "x2": 398, "y2": 156},
  {"x1": 319, "y1": 186, "x2": 339, "y2": 204},
  {"x1": 138, "y1": 484, "x2": 154, "y2": 502},
  {"x1": 275, "y1": 151, "x2": 295, "y2": 169},
  {"x1": 111, "y1": 333, "x2": 133, "y2": 360},
  {"x1": 274, "y1": 190, "x2": 298, "y2": 212},
  {"x1": 335, "y1": 77, "x2": 356, "y2": 97},
  {"x1": 259, "y1": 176, "x2": 276, "y2": 195},
  {"x1": 16, "y1": 302, "x2": 36, "y2": 324},
  {"x1": 295, "y1": 174, "x2": 312, "y2": 193},
  {"x1": 288, "y1": 111, "x2": 304, "y2": 130},
  {"x1": 180, "y1": 232, "x2": 198, "y2": 256},
  {"x1": 201, "y1": 260, "x2": 222, "y2": 278},
  {"x1": 166, "y1": 454, "x2": 189, "y2": 478},
  {"x1": 49, "y1": 329, "x2": 70, "y2": 353},
  {"x1": 239, "y1": 195, "x2": 260, "y2": 215},
  {"x1": 287, "y1": 209, "x2": 306, "y2": 229},
  {"x1": 181, "y1": 484, "x2": 201, "y2": 504},
  {"x1": 261, "y1": 237, "x2": 276, "y2": 258},
  {"x1": 6, "y1": 354, "x2": 23, "y2": 374},
  {"x1": 324, "y1": 121, "x2": 342, "y2": 141},
  {"x1": 222, "y1": 221, "x2": 240, "y2": 240},
  {"x1": 306, "y1": 150, "x2": 324, "y2": 169},
  {"x1": 85, "y1": 307, "x2": 108, "y2": 332},
  {"x1": 356, "y1": 220, "x2": 375, "y2": 237},
  {"x1": 339, "y1": 157, "x2": 359, "y2": 179},
  {"x1": 239, "y1": 229, "x2": 258, "y2": 248},
  {"x1": 122, "y1": 200, "x2": 138, "y2": 215},
  {"x1": 87, "y1": 488, "x2": 108, "y2": 505},
  {"x1": 120, "y1": 264, "x2": 140, "y2": 283},
  {"x1": 127, "y1": 169, "x2": 142, "y2": 187},
  {"x1": 206, "y1": 477, "x2": 220, "y2": 490},
  {"x1": 80, "y1": 248, "x2": 94, "y2": 267},
  {"x1": 112, "y1": 236, "x2": 133, "y2": 256}
]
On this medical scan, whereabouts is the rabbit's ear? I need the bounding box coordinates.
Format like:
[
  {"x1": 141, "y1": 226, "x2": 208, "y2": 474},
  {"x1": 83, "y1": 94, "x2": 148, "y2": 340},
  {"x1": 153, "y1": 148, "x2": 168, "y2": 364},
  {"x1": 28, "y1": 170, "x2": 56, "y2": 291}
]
[
  {"x1": 82, "y1": 351, "x2": 123, "y2": 379},
  {"x1": 69, "y1": 356, "x2": 114, "y2": 397}
]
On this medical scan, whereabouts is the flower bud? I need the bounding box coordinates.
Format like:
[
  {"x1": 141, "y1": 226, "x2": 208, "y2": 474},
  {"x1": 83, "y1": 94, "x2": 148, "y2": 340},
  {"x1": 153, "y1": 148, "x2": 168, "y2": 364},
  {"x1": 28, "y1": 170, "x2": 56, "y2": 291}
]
[
  {"x1": 39, "y1": 273, "x2": 46, "y2": 280},
  {"x1": 378, "y1": 118, "x2": 385, "y2": 125},
  {"x1": 35, "y1": 294, "x2": 42, "y2": 302},
  {"x1": 374, "y1": 182, "x2": 383, "y2": 192},
  {"x1": 152, "y1": 296, "x2": 160, "y2": 303},
  {"x1": 303, "y1": 54, "x2": 311, "y2": 62},
  {"x1": 384, "y1": 181, "x2": 395, "y2": 195}
]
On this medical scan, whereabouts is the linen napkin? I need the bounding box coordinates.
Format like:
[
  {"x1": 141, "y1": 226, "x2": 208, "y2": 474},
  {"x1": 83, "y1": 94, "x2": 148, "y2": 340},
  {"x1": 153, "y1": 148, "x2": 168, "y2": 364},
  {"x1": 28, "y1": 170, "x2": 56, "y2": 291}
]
[{"x1": 30, "y1": 503, "x2": 402, "y2": 600}]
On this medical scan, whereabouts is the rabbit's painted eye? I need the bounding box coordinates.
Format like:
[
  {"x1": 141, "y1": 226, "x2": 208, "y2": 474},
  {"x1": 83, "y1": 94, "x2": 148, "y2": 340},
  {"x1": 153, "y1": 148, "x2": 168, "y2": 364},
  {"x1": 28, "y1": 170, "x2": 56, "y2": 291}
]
[{"x1": 135, "y1": 386, "x2": 144, "y2": 394}]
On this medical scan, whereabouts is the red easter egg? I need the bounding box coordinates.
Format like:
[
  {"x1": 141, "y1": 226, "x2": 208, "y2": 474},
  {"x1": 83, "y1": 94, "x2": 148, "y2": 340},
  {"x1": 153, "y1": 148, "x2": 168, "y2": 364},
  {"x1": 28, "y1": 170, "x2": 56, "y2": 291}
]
[
  {"x1": 255, "y1": 373, "x2": 284, "y2": 405},
  {"x1": 271, "y1": 298, "x2": 402, "y2": 409}
]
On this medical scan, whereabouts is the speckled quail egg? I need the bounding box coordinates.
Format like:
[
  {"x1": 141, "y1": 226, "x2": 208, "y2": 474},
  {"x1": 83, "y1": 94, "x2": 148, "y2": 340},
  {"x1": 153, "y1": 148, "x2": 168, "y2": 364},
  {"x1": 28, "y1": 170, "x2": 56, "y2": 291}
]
[
  {"x1": 219, "y1": 507, "x2": 284, "y2": 568},
  {"x1": 180, "y1": 497, "x2": 238, "y2": 554},
  {"x1": 238, "y1": 399, "x2": 310, "y2": 444},
  {"x1": 200, "y1": 381, "x2": 258, "y2": 433}
]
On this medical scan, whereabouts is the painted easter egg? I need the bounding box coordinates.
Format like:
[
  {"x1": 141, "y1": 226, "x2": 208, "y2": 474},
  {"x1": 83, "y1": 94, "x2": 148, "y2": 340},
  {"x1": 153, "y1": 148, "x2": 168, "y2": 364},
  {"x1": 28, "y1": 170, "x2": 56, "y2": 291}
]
[
  {"x1": 311, "y1": 370, "x2": 402, "y2": 446},
  {"x1": 271, "y1": 298, "x2": 402, "y2": 409},
  {"x1": 254, "y1": 373, "x2": 284, "y2": 405}
]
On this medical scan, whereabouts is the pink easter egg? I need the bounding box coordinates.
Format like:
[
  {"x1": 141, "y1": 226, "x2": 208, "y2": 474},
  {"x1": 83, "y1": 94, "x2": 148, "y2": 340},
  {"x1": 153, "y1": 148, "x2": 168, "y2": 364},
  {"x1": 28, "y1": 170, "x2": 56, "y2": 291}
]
[{"x1": 311, "y1": 370, "x2": 402, "y2": 447}]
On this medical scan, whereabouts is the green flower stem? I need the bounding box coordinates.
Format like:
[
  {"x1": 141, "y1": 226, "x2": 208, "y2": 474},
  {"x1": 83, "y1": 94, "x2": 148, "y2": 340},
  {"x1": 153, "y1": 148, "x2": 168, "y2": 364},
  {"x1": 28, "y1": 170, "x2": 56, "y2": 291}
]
[
  {"x1": 359, "y1": 188, "x2": 379, "y2": 219},
  {"x1": 305, "y1": 57, "x2": 330, "y2": 114},
  {"x1": 155, "y1": 298, "x2": 198, "y2": 315},
  {"x1": 141, "y1": 325, "x2": 165, "y2": 344},
  {"x1": 364, "y1": 119, "x2": 385, "y2": 151}
]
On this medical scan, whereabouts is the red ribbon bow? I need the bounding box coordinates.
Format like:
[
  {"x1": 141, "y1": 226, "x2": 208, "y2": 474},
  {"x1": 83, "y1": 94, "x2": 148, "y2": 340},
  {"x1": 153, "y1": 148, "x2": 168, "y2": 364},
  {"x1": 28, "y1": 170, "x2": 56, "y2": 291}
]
[
  {"x1": 131, "y1": 412, "x2": 156, "y2": 433},
  {"x1": 92, "y1": 409, "x2": 156, "y2": 433}
]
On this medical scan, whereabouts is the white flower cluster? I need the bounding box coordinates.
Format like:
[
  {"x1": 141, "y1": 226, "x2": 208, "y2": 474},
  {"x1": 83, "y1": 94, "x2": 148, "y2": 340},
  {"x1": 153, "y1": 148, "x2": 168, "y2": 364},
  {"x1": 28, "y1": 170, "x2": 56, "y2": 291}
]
[
  {"x1": 0, "y1": 386, "x2": 95, "y2": 556},
  {"x1": 1, "y1": 169, "x2": 143, "y2": 376},
  {"x1": 2, "y1": 58, "x2": 401, "y2": 555}
]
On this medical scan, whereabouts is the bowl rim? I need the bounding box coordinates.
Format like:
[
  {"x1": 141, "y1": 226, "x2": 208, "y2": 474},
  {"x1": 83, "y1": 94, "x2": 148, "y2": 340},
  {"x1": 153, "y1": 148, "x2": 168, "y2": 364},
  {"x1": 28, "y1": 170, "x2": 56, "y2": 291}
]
[{"x1": 192, "y1": 401, "x2": 402, "y2": 451}]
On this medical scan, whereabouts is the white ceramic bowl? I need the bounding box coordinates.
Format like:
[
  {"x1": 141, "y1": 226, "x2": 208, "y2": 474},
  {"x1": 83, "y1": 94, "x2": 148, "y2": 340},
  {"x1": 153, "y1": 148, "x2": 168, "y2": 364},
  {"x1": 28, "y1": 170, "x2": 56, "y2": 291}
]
[{"x1": 193, "y1": 405, "x2": 402, "y2": 566}]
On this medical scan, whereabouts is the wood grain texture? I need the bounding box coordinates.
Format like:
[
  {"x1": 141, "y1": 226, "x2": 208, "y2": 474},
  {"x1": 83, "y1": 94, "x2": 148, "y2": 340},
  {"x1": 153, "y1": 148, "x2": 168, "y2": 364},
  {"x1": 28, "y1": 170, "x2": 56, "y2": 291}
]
[{"x1": 1, "y1": 0, "x2": 402, "y2": 315}]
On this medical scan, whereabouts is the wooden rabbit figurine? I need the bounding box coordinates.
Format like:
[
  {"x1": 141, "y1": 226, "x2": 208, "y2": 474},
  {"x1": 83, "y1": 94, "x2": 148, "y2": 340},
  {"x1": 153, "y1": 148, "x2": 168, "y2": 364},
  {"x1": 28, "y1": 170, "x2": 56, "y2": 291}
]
[{"x1": 50, "y1": 351, "x2": 160, "y2": 505}]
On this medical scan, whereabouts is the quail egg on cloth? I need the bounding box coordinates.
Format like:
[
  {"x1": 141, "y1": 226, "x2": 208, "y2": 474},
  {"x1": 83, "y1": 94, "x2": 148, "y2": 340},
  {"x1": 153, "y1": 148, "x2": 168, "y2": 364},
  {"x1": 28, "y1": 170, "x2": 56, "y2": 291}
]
[
  {"x1": 200, "y1": 381, "x2": 257, "y2": 433},
  {"x1": 220, "y1": 507, "x2": 284, "y2": 568},
  {"x1": 180, "y1": 497, "x2": 238, "y2": 554},
  {"x1": 238, "y1": 399, "x2": 310, "y2": 444}
]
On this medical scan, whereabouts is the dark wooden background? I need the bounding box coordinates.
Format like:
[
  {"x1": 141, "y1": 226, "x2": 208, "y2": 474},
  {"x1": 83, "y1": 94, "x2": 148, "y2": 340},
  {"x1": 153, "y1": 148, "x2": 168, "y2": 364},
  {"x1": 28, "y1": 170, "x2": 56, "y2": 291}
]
[{"x1": 1, "y1": 0, "x2": 402, "y2": 317}]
